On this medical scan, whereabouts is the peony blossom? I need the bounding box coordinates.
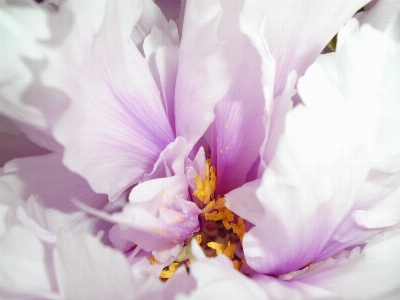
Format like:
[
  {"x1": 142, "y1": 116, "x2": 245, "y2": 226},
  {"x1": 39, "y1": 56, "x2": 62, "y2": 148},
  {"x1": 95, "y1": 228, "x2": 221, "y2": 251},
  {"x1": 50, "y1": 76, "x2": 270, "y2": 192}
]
[{"x1": 1, "y1": 0, "x2": 400, "y2": 299}]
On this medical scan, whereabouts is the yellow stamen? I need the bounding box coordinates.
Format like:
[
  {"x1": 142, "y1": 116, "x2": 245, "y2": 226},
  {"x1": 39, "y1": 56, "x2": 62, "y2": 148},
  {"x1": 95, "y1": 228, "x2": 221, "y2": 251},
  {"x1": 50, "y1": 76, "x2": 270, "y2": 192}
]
[
  {"x1": 195, "y1": 234, "x2": 202, "y2": 244},
  {"x1": 231, "y1": 217, "x2": 246, "y2": 242},
  {"x1": 160, "y1": 262, "x2": 180, "y2": 280},
  {"x1": 207, "y1": 242, "x2": 225, "y2": 254},
  {"x1": 223, "y1": 242, "x2": 236, "y2": 260},
  {"x1": 205, "y1": 210, "x2": 224, "y2": 221},
  {"x1": 193, "y1": 159, "x2": 217, "y2": 204},
  {"x1": 151, "y1": 256, "x2": 157, "y2": 265},
  {"x1": 214, "y1": 196, "x2": 226, "y2": 209},
  {"x1": 233, "y1": 260, "x2": 242, "y2": 270},
  {"x1": 203, "y1": 200, "x2": 216, "y2": 214}
]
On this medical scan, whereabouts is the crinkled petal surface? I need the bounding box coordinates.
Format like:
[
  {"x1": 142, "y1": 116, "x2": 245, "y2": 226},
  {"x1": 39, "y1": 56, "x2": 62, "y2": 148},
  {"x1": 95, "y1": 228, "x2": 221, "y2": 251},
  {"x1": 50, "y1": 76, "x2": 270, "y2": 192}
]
[{"x1": 243, "y1": 18, "x2": 392, "y2": 275}]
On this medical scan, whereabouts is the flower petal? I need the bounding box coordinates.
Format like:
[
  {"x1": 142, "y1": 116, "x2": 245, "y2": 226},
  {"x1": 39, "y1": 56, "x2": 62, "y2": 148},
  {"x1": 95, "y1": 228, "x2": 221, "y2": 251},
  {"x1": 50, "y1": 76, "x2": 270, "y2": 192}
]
[
  {"x1": 54, "y1": 232, "x2": 135, "y2": 300},
  {"x1": 175, "y1": 0, "x2": 237, "y2": 150},
  {"x1": 225, "y1": 179, "x2": 265, "y2": 225},
  {"x1": 0, "y1": 226, "x2": 56, "y2": 299},
  {"x1": 356, "y1": 0, "x2": 400, "y2": 31},
  {"x1": 242, "y1": 0, "x2": 370, "y2": 96},
  {"x1": 0, "y1": 154, "x2": 110, "y2": 237},
  {"x1": 46, "y1": 0, "x2": 174, "y2": 201},
  {"x1": 179, "y1": 241, "x2": 267, "y2": 299}
]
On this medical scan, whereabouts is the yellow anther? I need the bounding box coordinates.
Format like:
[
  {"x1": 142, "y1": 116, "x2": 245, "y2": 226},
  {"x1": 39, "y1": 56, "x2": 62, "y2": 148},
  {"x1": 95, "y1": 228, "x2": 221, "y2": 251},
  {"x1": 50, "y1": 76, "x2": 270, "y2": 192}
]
[
  {"x1": 233, "y1": 260, "x2": 242, "y2": 270},
  {"x1": 203, "y1": 200, "x2": 216, "y2": 214},
  {"x1": 196, "y1": 235, "x2": 202, "y2": 244},
  {"x1": 205, "y1": 210, "x2": 224, "y2": 221},
  {"x1": 223, "y1": 242, "x2": 236, "y2": 260},
  {"x1": 207, "y1": 242, "x2": 225, "y2": 254},
  {"x1": 214, "y1": 196, "x2": 226, "y2": 209},
  {"x1": 160, "y1": 262, "x2": 180, "y2": 280},
  {"x1": 193, "y1": 159, "x2": 217, "y2": 204},
  {"x1": 151, "y1": 256, "x2": 157, "y2": 265}
]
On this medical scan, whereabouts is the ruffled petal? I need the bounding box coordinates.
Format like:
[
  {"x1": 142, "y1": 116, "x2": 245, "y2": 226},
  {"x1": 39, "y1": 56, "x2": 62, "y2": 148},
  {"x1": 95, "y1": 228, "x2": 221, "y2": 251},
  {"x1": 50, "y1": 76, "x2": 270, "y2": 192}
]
[
  {"x1": 45, "y1": 0, "x2": 174, "y2": 201},
  {"x1": 0, "y1": 0, "x2": 66, "y2": 151},
  {"x1": 317, "y1": 14, "x2": 400, "y2": 259},
  {"x1": 0, "y1": 154, "x2": 110, "y2": 237},
  {"x1": 175, "y1": 0, "x2": 238, "y2": 150},
  {"x1": 293, "y1": 230, "x2": 400, "y2": 299},
  {"x1": 241, "y1": 0, "x2": 370, "y2": 96},
  {"x1": 243, "y1": 15, "x2": 399, "y2": 274}
]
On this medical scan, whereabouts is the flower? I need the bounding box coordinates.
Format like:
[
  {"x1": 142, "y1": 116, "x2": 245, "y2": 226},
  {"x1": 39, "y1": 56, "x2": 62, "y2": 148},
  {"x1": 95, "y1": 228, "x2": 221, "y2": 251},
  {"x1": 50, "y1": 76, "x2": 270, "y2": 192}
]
[{"x1": 1, "y1": 0, "x2": 400, "y2": 299}]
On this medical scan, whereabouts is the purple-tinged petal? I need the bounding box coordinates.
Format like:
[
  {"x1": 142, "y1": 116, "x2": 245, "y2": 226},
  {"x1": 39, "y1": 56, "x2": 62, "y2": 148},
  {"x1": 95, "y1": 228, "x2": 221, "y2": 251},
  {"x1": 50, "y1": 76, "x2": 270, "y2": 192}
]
[
  {"x1": 143, "y1": 136, "x2": 188, "y2": 181},
  {"x1": 80, "y1": 176, "x2": 200, "y2": 256},
  {"x1": 175, "y1": 0, "x2": 240, "y2": 150},
  {"x1": 154, "y1": 0, "x2": 181, "y2": 22},
  {"x1": 242, "y1": 0, "x2": 370, "y2": 96},
  {"x1": 132, "y1": 0, "x2": 179, "y2": 53},
  {"x1": 45, "y1": 0, "x2": 174, "y2": 201},
  {"x1": 0, "y1": 154, "x2": 110, "y2": 238},
  {"x1": 291, "y1": 230, "x2": 400, "y2": 299},
  {"x1": 54, "y1": 233, "x2": 135, "y2": 300},
  {"x1": 356, "y1": 0, "x2": 400, "y2": 31}
]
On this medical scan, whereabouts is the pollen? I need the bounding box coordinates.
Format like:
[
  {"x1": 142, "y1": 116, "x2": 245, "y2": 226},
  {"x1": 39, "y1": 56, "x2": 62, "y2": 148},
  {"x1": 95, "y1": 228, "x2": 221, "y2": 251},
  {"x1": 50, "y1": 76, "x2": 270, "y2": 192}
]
[
  {"x1": 207, "y1": 242, "x2": 225, "y2": 254},
  {"x1": 160, "y1": 262, "x2": 180, "y2": 280},
  {"x1": 195, "y1": 234, "x2": 202, "y2": 244},
  {"x1": 151, "y1": 256, "x2": 157, "y2": 265},
  {"x1": 160, "y1": 159, "x2": 249, "y2": 280},
  {"x1": 193, "y1": 159, "x2": 216, "y2": 205}
]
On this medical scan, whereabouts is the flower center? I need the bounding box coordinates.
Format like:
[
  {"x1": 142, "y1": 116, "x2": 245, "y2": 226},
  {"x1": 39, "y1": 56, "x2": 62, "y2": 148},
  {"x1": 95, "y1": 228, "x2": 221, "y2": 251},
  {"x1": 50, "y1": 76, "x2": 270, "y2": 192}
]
[{"x1": 159, "y1": 159, "x2": 247, "y2": 279}]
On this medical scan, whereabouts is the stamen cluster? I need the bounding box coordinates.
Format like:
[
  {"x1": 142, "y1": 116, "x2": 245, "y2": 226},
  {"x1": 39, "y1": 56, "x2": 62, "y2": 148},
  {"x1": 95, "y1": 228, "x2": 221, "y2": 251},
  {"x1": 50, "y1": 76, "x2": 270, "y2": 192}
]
[{"x1": 158, "y1": 159, "x2": 247, "y2": 280}]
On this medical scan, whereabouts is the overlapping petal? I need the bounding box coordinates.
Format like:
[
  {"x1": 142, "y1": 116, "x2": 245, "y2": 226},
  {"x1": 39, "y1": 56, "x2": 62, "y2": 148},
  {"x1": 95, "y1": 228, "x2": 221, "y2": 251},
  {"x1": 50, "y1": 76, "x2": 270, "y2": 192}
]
[
  {"x1": 243, "y1": 15, "x2": 399, "y2": 275},
  {"x1": 43, "y1": 0, "x2": 174, "y2": 201},
  {"x1": 242, "y1": 0, "x2": 370, "y2": 96}
]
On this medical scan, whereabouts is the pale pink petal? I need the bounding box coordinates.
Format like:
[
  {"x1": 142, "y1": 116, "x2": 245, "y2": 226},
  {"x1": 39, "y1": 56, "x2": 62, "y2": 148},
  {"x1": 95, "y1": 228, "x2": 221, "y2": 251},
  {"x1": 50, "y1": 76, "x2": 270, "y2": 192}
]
[
  {"x1": 143, "y1": 136, "x2": 188, "y2": 181},
  {"x1": 175, "y1": 0, "x2": 238, "y2": 150},
  {"x1": 0, "y1": 1, "x2": 66, "y2": 151},
  {"x1": 317, "y1": 15, "x2": 400, "y2": 258},
  {"x1": 244, "y1": 15, "x2": 400, "y2": 275},
  {"x1": 291, "y1": 230, "x2": 400, "y2": 299},
  {"x1": 0, "y1": 154, "x2": 110, "y2": 237},
  {"x1": 54, "y1": 233, "x2": 135, "y2": 300},
  {"x1": 259, "y1": 71, "x2": 297, "y2": 174},
  {"x1": 45, "y1": 0, "x2": 174, "y2": 201},
  {"x1": 205, "y1": 1, "x2": 275, "y2": 195},
  {"x1": 225, "y1": 179, "x2": 265, "y2": 225},
  {"x1": 356, "y1": 0, "x2": 400, "y2": 31},
  {"x1": 0, "y1": 226, "x2": 57, "y2": 299},
  {"x1": 132, "y1": 0, "x2": 179, "y2": 52},
  {"x1": 242, "y1": 0, "x2": 369, "y2": 96}
]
